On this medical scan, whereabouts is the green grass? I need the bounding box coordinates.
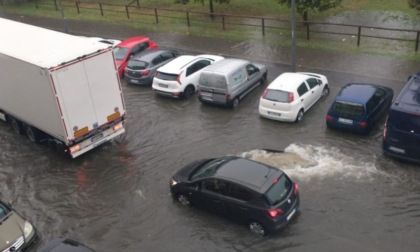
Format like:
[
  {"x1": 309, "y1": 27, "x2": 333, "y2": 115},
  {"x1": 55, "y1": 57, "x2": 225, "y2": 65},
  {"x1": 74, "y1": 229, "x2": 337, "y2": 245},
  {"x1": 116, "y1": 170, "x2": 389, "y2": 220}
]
[{"x1": 1, "y1": 0, "x2": 419, "y2": 60}]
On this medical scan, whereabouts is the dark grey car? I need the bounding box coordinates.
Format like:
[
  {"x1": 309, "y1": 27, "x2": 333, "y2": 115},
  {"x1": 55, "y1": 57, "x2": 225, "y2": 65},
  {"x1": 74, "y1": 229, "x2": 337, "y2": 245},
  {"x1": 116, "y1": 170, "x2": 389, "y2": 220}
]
[{"x1": 124, "y1": 49, "x2": 180, "y2": 86}]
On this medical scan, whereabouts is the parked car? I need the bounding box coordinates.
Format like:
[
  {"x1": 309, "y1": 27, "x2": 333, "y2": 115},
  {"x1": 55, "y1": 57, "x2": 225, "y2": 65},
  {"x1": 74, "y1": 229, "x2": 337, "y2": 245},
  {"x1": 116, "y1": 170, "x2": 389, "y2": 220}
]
[
  {"x1": 112, "y1": 36, "x2": 158, "y2": 78},
  {"x1": 259, "y1": 72, "x2": 329, "y2": 122},
  {"x1": 197, "y1": 58, "x2": 267, "y2": 108},
  {"x1": 124, "y1": 49, "x2": 180, "y2": 86},
  {"x1": 0, "y1": 200, "x2": 38, "y2": 251},
  {"x1": 326, "y1": 83, "x2": 393, "y2": 134},
  {"x1": 383, "y1": 73, "x2": 420, "y2": 163},
  {"x1": 152, "y1": 54, "x2": 224, "y2": 99},
  {"x1": 38, "y1": 238, "x2": 95, "y2": 252},
  {"x1": 169, "y1": 156, "x2": 299, "y2": 236}
]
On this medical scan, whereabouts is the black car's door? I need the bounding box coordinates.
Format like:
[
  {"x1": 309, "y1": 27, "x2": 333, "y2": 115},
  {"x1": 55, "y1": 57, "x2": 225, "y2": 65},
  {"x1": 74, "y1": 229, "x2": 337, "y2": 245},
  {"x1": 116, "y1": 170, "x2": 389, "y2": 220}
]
[
  {"x1": 223, "y1": 183, "x2": 255, "y2": 224},
  {"x1": 199, "y1": 178, "x2": 227, "y2": 216}
]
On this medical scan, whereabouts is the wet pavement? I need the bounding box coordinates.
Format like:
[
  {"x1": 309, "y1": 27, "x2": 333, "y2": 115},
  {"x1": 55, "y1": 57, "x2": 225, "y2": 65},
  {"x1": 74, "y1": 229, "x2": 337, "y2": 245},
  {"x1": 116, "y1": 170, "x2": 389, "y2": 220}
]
[{"x1": 1, "y1": 12, "x2": 420, "y2": 252}]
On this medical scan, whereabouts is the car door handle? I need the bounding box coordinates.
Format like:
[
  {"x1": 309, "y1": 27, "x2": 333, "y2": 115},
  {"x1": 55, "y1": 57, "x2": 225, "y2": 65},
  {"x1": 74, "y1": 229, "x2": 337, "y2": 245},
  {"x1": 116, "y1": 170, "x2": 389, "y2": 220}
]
[{"x1": 312, "y1": 91, "x2": 314, "y2": 94}]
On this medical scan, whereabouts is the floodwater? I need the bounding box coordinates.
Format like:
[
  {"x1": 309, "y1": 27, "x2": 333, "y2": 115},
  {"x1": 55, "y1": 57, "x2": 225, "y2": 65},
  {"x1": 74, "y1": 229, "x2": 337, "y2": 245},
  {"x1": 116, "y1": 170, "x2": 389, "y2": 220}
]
[{"x1": 1, "y1": 13, "x2": 420, "y2": 252}]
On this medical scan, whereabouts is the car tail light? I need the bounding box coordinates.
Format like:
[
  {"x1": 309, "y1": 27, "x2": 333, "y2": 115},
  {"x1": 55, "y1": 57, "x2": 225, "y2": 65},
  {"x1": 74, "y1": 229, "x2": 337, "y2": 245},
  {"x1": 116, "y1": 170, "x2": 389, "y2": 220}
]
[
  {"x1": 197, "y1": 89, "x2": 201, "y2": 96},
  {"x1": 124, "y1": 68, "x2": 128, "y2": 73},
  {"x1": 268, "y1": 208, "x2": 283, "y2": 218},
  {"x1": 154, "y1": 71, "x2": 159, "y2": 77},
  {"x1": 383, "y1": 116, "x2": 388, "y2": 139},
  {"x1": 293, "y1": 183, "x2": 299, "y2": 195},
  {"x1": 226, "y1": 94, "x2": 231, "y2": 101},
  {"x1": 326, "y1": 114, "x2": 333, "y2": 121},
  {"x1": 141, "y1": 70, "x2": 150, "y2": 76},
  {"x1": 359, "y1": 121, "x2": 368, "y2": 127},
  {"x1": 261, "y1": 88, "x2": 268, "y2": 98},
  {"x1": 176, "y1": 71, "x2": 183, "y2": 84},
  {"x1": 288, "y1": 92, "x2": 294, "y2": 103}
]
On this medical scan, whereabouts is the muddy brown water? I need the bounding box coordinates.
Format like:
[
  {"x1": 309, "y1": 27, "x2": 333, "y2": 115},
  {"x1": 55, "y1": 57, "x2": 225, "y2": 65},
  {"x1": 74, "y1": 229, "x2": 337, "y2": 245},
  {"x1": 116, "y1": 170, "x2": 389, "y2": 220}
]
[{"x1": 1, "y1": 13, "x2": 420, "y2": 252}]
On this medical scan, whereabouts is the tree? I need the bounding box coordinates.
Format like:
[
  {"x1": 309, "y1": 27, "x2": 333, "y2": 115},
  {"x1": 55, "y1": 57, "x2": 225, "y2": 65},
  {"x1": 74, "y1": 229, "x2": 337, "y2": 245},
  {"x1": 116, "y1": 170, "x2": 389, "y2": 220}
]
[
  {"x1": 175, "y1": 0, "x2": 231, "y2": 19},
  {"x1": 276, "y1": 0, "x2": 342, "y2": 22},
  {"x1": 408, "y1": 0, "x2": 420, "y2": 11}
]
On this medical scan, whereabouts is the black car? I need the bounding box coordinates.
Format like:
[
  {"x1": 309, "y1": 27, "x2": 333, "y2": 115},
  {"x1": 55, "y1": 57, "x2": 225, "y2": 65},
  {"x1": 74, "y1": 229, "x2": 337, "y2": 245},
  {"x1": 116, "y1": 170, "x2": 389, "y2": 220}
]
[
  {"x1": 38, "y1": 238, "x2": 95, "y2": 252},
  {"x1": 124, "y1": 49, "x2": 180, "y2": 86},
  {"x1": 170, "y1": 156, "x2": 299, "y2": 236},
  {"x1": 383, "y1": 72, "x2": 420, "y2": 163}
]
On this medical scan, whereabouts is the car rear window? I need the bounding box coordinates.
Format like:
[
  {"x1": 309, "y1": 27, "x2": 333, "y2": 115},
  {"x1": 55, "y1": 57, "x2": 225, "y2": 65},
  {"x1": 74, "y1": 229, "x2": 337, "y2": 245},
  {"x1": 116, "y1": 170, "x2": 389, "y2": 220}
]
[
  {"x1": 127, "y1": 60, "x2": 149, "y2": 70},
  {"x1": 264, "y1": 174, "x2": 292, "y2": 205},
  {"x1": 155, "y1": 72, "x2": 178, "y2": 81},
  {"x1": 389, "y1": 110, "x2": 420, "y2": 132},
  {"x1": 331, "y1": 101, "x2": 364, "y2": 116},
  {"x1": 264, "y1": 89, "x2": 289, "y2": 102}
]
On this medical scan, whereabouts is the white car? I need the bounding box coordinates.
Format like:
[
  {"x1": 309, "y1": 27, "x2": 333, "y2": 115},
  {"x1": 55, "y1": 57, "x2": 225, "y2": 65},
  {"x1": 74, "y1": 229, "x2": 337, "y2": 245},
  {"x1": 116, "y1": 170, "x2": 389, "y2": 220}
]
[
  {"x1": 152, "y1": 54, "x2": 224, "y2": 99},
  {"x1": 259, "y1": 72, "x2": 329, "y2": 122}
]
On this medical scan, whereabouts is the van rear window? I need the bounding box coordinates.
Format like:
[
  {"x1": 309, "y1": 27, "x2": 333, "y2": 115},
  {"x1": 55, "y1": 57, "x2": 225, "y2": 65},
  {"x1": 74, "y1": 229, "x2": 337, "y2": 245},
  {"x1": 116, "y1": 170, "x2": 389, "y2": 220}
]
[
  {"x1": 331, "y1": 101, "x2": 364, "y2": 116},
  {"x1": 265, "y1": 175, "x2": 292, "y2": 205},
  {"x1": 199, "y1": 74, "x2": 227, "y2": 89},
  {"x1": 264, "y1": 90, "x2": 289, "y2": 102},
  {"x1": 155, "y1": 72, "x2": 178, "y2": 81}
]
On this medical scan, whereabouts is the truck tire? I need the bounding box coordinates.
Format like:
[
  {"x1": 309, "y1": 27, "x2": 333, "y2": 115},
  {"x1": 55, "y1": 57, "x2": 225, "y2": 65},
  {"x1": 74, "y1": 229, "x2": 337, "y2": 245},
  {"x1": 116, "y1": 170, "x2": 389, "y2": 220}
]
[
  {"x1": 10, "y1": 117, "x2": 23, "y2": 135},
  {"x1": 25, "y1": 125, "x2": 41, "y2": 143}
]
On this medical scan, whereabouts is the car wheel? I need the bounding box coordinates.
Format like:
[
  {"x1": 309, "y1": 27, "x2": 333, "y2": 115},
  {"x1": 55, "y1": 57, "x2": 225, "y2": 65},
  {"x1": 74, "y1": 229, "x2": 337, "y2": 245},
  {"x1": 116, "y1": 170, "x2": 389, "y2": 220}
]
[
  {"x1": 231, "y1": 97, "x2": 239, "y2": 108},
  {"x1": 25, "y1": 125, "x2": 41, "y2": 143},
  {"x1": 295, "y1": 109, "x2": 304, "y2": 122},
  {"x1": 177, "y1": 194, "x2": 191, "y2": 206},
  {"x1": 249, "y1": 221, "x2": 266, "y2": 236},
  {"x1": 10, "y1": 117, "x2": 23, "y2": 135},
  {"x1": 322, "y1": 86, "x2": 329, "y2": 97},
  {"x1": 183, "y1": 85, "x2": 195, "y2": 99}
]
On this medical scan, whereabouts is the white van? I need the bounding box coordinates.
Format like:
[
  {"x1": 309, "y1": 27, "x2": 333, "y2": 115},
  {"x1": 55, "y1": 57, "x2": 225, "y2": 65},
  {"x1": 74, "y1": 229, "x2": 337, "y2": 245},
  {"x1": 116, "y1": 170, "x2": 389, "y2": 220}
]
[{"x1": 197, "y1": 59, "x2": 267, "y2": 108}]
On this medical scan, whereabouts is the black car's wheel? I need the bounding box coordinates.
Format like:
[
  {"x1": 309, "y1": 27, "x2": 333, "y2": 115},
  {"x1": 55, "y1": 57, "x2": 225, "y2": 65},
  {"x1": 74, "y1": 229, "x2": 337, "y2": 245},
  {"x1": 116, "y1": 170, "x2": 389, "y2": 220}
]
[
  {"x1": 248, "y1": 221, "x2": 266, "y2": 236},
  {"x1": 295, "y1": 109, "x2": 304, "y2": 122},
  {"x1": 231, "y1": 97, "x2": 239, "y2": 108},
  {"x1": 183, "y1": 85, "x2": 195, "y2": 99},
  {"x1": 25, "y1": 125, "x2": 41, "y2": 143},
  {"x1": 322, "y1": 86, "x2": 330, "y2": 97},
  {"x1": 177, "y1": 194, "x2": 191, "y2": 206},
  {"x1": 10, "y1": 117, "x2": 23, "y2": 135}
]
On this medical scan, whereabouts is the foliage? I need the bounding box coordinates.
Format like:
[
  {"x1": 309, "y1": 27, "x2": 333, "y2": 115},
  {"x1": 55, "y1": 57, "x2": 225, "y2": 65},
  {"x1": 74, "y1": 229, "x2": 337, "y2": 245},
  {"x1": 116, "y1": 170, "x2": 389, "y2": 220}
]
[
  {"x1": 407, "y1": 0, "x2": 420, "y2": 11},
  {"x1": 276, "y1": 0, "x2": 343, "y2": 21},
  {"x1": 175, "y1": 0, "x2": 230, "y2": 4}
]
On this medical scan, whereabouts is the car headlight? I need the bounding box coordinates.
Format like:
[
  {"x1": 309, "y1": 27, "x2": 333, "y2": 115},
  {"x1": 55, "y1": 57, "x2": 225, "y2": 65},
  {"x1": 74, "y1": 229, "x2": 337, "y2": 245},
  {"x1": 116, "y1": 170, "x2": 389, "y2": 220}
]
[
  {"x1": 24, "y1": 221, "x2": 34, "y2": 239},
  {"x1": 170, "y1": 178, "x2": 178, "y2": 187}
]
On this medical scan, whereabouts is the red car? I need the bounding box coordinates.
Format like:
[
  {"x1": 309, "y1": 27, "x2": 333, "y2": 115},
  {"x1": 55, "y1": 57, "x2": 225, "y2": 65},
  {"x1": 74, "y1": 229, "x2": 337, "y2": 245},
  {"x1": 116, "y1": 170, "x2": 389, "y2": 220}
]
[{"x1": 112, "y1": 36, "x2": 158, "y2": 78}]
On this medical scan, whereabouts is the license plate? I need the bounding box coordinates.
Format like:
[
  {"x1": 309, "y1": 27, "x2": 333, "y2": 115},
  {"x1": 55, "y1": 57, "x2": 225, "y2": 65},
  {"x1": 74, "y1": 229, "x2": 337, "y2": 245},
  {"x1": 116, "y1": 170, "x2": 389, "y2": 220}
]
[
  {"x1": 389, "y1": 146, "x2": 405, "y2": 154},
  {"x1": 201, "y1": 92, "x2": 213, "y2": 100},
  {"x1": 338, "y1": 118, "x2": 353, "y2": 124},
  {"x1": 159, "y1": 83, "x2": 168, "y2": 88},
  {"x1": 287, "y1": 208, "x2": 296, "y2": 221},
  {"x1": 268, "y1": 111, "x2": 281, "y2": 117},
  {"x1": 130, "y1": 79, "x2": 139, "y2": 83},
  {"x1": 91, "y1": 133, "x2": 104, "y2": 143}
]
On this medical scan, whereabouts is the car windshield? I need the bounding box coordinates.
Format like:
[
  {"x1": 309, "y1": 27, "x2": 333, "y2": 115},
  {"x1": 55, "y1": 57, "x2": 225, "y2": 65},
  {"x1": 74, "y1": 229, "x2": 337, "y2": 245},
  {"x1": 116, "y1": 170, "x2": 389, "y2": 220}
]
[
  {"x1": 190, "y1": 158, "x2": 231, "y2": 181},
  {"x1": 264, "y1": 174, "x2": 292, "y2": 205},
  {"x1": 264, "y1": 89, "x2": 289, "y2": 102},
  {"x1": 127, "y1": 60, "x2": 149, "y2": 70},
  {"x1": 0, "y1": 203, "x2": 11, "y2": 221},
  {"x1": 331, "y1": 101, "x2": 364, "y2": 116},
  {"x1": 112, "y1": 46, "x2": 129, "y2": 61}
]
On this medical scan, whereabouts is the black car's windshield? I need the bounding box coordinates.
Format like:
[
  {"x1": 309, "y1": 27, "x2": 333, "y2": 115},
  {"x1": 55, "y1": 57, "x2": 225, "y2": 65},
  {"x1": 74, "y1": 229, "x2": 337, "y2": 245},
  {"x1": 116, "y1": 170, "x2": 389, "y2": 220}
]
[
  {"x1": 112, "y1": 46, "x2": 129, "y2": 61},
  {"x1": 265, "y1": 174, "x2": 292, "y2": 205},
  {"x1": 331, "y1": 101, "x2": 364, "y2": 116},
  {"x1": 190, "y1": 157, "x2": 231, "y2": 181}
]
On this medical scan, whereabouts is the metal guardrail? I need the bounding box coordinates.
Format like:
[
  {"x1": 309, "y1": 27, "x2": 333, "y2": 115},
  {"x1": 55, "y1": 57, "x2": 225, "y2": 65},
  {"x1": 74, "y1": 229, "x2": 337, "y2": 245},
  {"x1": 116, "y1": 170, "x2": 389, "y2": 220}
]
[{"x1": 15, "y1": 0, "x2": 420, "y2": 51}]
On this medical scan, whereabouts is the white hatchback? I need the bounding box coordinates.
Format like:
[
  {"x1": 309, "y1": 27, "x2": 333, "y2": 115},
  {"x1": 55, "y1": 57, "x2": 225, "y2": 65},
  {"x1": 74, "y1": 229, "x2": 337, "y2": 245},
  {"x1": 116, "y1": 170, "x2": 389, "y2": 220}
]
[
  {"x1": 152, "y1": 54, "x2": 224, "y2": 99},
  {"x1": 259, "y1": 72, "x2": 329, "y2": 122}
]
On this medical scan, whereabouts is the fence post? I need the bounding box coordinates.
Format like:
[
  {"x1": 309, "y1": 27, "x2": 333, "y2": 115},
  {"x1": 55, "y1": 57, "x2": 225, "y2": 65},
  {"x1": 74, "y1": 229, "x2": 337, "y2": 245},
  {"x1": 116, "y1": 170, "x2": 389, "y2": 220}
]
[
  {"x1": 306, "y1": 23, "x2": 310, "y2": 40},
  {"x1": 76, "y1": 1, "x2": 80, "y2": 14},
  {"x1": 136, "y1": 0, "x2": 139, "y2": 6},
  {"x1": 262, "y1": 18, "x2": 265, "y2": 36},
  {"x1": 100, "y1": 3, "x2": 103, "y2": 16},
  {"x1": 186, "y1": 12, "x2": 190, "y2": 27},
  {"x1": 222, "y1": 15, "x2": 225, "y2": 31},
  {"x1": 54, "y1": 0, "x2": 58, "y2": 11},
  {"x1": 154, "y1": 8, "x2": 159, "y2": 23},
  {"x1": 125, "y1": 6, "x2": 130, "y2": 19},
  {"x1": 416, "y1": 31, "x2": 419, "y2": 52},
  {"x1": 357, "y1": 26, "x2": 361, "y2": 46},
  {"x1": 35, "y1": 0, "x2": 38, "y2": 9}
]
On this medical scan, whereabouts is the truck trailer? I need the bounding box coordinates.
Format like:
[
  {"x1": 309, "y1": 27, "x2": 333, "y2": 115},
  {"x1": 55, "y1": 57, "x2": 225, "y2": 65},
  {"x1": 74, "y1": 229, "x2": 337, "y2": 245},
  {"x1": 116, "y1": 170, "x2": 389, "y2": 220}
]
[{"x1": 0, "y1": 18, "x2": 126, "y2": 158}]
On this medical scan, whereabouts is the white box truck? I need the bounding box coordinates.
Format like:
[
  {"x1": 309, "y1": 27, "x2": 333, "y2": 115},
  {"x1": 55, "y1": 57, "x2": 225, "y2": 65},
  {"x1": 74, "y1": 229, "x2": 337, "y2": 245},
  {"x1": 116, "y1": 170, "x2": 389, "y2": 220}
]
[{"x1": 0, "y1": 18, "x2": 126, "y2": 158}]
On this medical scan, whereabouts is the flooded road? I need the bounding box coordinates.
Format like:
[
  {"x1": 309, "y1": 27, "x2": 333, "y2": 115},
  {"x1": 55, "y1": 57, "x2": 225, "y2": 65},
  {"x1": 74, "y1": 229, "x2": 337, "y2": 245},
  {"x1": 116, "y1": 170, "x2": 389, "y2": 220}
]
[
  {"x1": 1, "y1": 58, "x2": 420, "y2": 251},
  {"x1": 1, "y1": 13, "x2": 420, "y2": 251}
]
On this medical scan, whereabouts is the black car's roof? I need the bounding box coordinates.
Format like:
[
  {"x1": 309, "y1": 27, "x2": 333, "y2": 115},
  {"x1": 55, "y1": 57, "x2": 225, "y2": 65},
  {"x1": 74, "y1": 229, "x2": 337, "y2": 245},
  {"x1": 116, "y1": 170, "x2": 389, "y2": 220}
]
[{"x1": 213, "y1": 157, "x2": 283, "y2": 193}]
